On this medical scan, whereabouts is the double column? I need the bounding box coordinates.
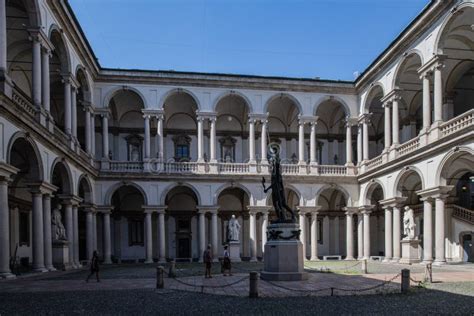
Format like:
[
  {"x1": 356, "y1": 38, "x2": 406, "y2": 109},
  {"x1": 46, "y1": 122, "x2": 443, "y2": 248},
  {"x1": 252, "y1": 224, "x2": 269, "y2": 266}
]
[
  {"x1": 100, "y1": 110, "x2": 110, "y2": 159},
  {"x1": 360, "y1": 114, "x2": 370, "y2": 162},
  {"x1": 0, "y1": 164, "x2": 18, "y2": 278},
  {"x1": 141, "y1": 206, "x2": 168, "y2": 263},
  {"x1": 379, "y1": 197, "x2": 405, "y2": 262},
  {"x1": 345, "y1": 118, "x2": 354, "y2": 166},
  {"x1": 248, "y1": 115, "x2": 269, "y2": 164},
  {"x1": 83, "y1": 105, "x2": 96, "y2": 157},
  {"x1": 143, "y1": 110, "x2": 166, "y2": 161},
  {"x1": 97, "y1": 206, "x2": 113, "y2": 264},
  {"x1": 197, "y1": 206, "x2": 220, "y2": 262},
  {"x1": 344, "y1": 208, "x2": 357, "y2": 260},
  {"x1": 83, "y1": 206, "x2": 96, "y2": 261},
  {"x1": 59, "y1": 195, "x2": 82, "y2": 268},
  {"x1": 359, "y1": 206, "x2": 373, "y2": 260},
  {"x1": 196, "y1": 113, "x2": 217, "y2": 163}
]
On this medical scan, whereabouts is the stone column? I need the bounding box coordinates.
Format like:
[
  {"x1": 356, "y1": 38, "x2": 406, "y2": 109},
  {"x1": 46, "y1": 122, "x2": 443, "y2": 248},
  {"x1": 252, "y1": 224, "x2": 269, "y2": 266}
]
[
  {"x1": 85, "y1": 107, "x2": 91, "y2": 154},
  {"x1": 298, "y1": 119, "x2": 305, "y2": 164},
  {"x1": 31, "y1": 33, "x2": 42, "y2": 108},
  {"x1": 422, "y1": 73, "x2": 431, "y2": 132},
  {"x1": 0, "y1": 176, "x2": 15, "y2": 278},
  {"x1": 384, "y1": 103, "x2": 391, "y2": 150},
  {"x1": 157, "y1": 114, "x2": 164, "y2": 160},
  {"x1": 433, "y1": 63, "x2": 443, "y2": 123},
  {"x1": 434, "y1": 196, "x2": 447, "y2": 264},
  {"x1": 85, "y1": 208, "x2": 93, "y2": 261},
  {"x1": 392, "y1": 206, "x2": 401, "y2": 262},
  {"x1": 90, "y1": 112, "x2": 96, "y2": 158},
  {"x1": 157, "y1": 209, "x2": 166, "y2": 262},
  {"x1": 63, "y1": 76, "x2": 72, "y2": 135},
  {"x1": 31, "y1": 189, "x2": 46, "y2": 272},
  {"x1": 363, "y1": 210, "x2": 371, "y2": 259},
  {"x1": 42, "y1": 193, "x2": 55, "y2": 271},
  {"x1": 261, "y1": 210, "x2": 268, "y2": 254},
  {"x1": 362, "y1": 118, "x2": 369, "y2": 161},
  {"x1": 198, "y1": 210, "x2": 206, "y2": 262},
  {"x1": 209, "y1": 117, "x2": 217, "y2": 163},
  {"x1": 92, "y1": 212, "x2": 97, "y2": 252},
  {"x1": 345, "y1": 120, "x2": 353, "y2": 166},
  {"x1": 248, "y1": 118, "x2": 256, "y2": 163},
  {"x1": 357, "y1": 123, "x2": 362, "y2": 164},
  {"x1": 144, "y1": 114, "x2": 151, "y2": 159},
  {"x1": 299, "y1": 209, "x2": 307, "y2": 259},
  {"x1": 345, "y1": 211, "x2": 355, "y2": 260},
  {"x1": 63, "y1": 202, "x2": 73, "y2": 267},
  {"x1": 0, "y1": 0, "x2": 6, "y2": 74},
  {"x1": 261, "y1": 119, "x2": 268, "y2": 164},
  {"x1": 72, "y1": 205, "x2": 80, "y2": 267},
  {"x1": 197, "y1": 116, "x2": 204, "y2": 162},
  {"x1": 101, "y1": 113, "x2": 109, "y2": 159},
  {"x1": 41, "y1": 48, "x2": 51, "y2": 113},
  {"x1": 144, "y1": 210, "x2": 153, "y2": 263},
  {"x1": 392, "y1": 96, "x2": 400, "y2": 146},
  {"x1": 422, "y1": 198, "x2": 433, "y2": 263},
  {"x1": 102, "y1": 210, "x2": 112, "y2": 264},
  {"x1": 310, "y1": 211, "x2": 319, "y2": 261},
  {"x1": 249, "y1": 210, "x2": 257, "y2": 262},
  {"x1": 211, "y1": 210, "x2": 218, "y2": 261},
  {"x1": 309, "y1": 121, "x2": 317, "y2": 164},
  {"x1": 71, "y1": 86, "x2": 77, "y2": 140},
  {"x1": 383, "y1": 207, "x2": 393, "y2": 262},
  {"x1": 357, "y1": 212, "x2": 364, "y2": 259}
]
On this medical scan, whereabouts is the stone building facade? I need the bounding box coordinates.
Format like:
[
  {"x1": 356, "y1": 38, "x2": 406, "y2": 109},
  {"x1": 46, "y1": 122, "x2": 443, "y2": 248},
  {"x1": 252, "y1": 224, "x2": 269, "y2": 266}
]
[{"x1": 0, "y1": 0, "x2": 473, "y2": 276}]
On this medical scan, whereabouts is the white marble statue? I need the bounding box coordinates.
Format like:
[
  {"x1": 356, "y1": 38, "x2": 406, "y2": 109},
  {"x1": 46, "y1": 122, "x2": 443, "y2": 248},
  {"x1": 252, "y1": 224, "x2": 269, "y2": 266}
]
[
  {"x1": 403, "y1": 206, "x2": 416, "y2": 240},
  {"x1": 52, "y1": 205, "x2": 67, "y2": 241},
  {"x1": 227, "y1": 214, "x2": 241, "y2": 242}
]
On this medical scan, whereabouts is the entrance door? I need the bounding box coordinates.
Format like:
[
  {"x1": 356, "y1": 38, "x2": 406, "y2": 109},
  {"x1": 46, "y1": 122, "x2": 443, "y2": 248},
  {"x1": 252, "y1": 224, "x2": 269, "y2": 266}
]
[
  {"x1": 177, "y1": 237, "x2": 191, "y2": 259},
  {"x1": 463, "y1": 234, "x2": 473, "y2": 262}
]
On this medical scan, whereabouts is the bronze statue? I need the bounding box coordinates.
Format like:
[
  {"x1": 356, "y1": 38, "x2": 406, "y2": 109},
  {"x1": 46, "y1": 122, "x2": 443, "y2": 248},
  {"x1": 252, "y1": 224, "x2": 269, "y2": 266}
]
[{"x1": 262, "y1": 143, "x2": 296, "y2": 223}]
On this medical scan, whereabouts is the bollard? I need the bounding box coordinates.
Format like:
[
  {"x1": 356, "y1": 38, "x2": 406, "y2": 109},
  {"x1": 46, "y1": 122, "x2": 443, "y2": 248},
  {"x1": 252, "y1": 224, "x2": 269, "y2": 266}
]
[
  {"x1": 156, "y1": 266, "x2": 164, "y2": 289},
  {"x1": 249, "y1": 271, "x2": 259, "y2": 298},
  {"x1": 401, "y1": 269, "x2": 410, "y2": 293},
  {"x1": 168, "y1": 260, "x2": 176, "y2": 278},
  {"x1": 424, "y1": 263, "x2": 432, "y2": 283},
  {"x1": 361, "y1": 259, "x2": 367, "y2": 274}
]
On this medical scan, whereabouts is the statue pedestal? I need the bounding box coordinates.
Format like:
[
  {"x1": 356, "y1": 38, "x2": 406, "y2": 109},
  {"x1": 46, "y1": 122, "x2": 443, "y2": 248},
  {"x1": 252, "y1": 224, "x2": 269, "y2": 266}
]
[
  {"x1": 228, "y1": 241, "x2": 241, "y2": 262},
  {"x1": 399, "y1": 239, "x2": 421, "y2": 264},
  {"x1": 52, "y1": 240, "x2": 72, "y2": 271},
  {"x1": 260, "y1": 223, "x2": 308, "y2": 281}
]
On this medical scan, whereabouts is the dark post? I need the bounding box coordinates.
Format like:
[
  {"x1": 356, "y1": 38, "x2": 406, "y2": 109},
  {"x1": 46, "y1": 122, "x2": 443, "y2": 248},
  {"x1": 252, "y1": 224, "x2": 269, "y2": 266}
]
[
  {"x1": 156, "y1": 266, "x2": 164, "y2": 289},
  {"x1": 401, "y1": 269, "x2": 410, "y2": 293},
  {"x1": 361, "y1": 259, "x2": 367, "y2": 274},
  {"x1": 249, "y1": 271, "x2": 259, "y2": 298},
  {"x1": 169, "y1": 259, "x2": 176, "y2": 278}
]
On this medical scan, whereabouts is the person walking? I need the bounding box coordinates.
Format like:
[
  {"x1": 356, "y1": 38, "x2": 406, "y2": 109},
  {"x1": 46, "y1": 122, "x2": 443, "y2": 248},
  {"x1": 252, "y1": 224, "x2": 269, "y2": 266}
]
[
  {"x1": 203, "y1": 244, "x2": 213, "y2": 278},
  {"x1": 86, "y1": 250, "x2": 100, "y2": 282},
  {"x1": 222, "y1": 245, "x2": 232, "y2": 276}
]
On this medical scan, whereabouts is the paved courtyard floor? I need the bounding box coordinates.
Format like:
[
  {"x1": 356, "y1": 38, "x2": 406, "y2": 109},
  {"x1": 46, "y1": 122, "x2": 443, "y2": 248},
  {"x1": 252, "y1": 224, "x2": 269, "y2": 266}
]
[{"x1": 0, "y1": 261, "x2": 473, "y2": 315}]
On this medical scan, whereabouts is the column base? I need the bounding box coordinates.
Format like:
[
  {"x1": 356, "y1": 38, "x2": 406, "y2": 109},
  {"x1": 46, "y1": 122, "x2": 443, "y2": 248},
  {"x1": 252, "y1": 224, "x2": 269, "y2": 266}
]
[
  {"x1": 310, "y1": 257, "x2": 320, "y2": 261},
  {"x1": 345, "y1": 256, "x2": 355, "y2": 261},
  {"x1": 0, "y1": 272, "x2": 16, "y2": 279},
  {"x1": 103, "y1": 259, "x2": 113, "y2": 265},
  {"x1": 144, "y1": 259, "x2": 154, "y2": 264},
  {"x1": 250, "y1": 257, "x2": 258, "y2": 263},
  {"x1": 433, "y1": 259, "x2": 446, "y2": 266},
  {"x1": 421, "y1": 260, "x2": 433, "y2": 265},
  {"x1": 33, "y1": 267, "x2": 48, "y2": 273},
  {"x1": 391, "y1": 258, "x2": 400, "y2": 263},
  {"x1": 382, "y1": 258, "x2": 392, "y2": 263},
  {"x1": 47, "y1": 266, "x2": 57, "y2": 272},
  {"x1": 158, "y1": 258, "x2": 166, "y2": 264}
]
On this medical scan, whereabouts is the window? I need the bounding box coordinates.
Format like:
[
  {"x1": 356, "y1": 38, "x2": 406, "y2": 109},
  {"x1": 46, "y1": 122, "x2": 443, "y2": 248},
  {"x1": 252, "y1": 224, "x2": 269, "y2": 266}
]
[
  {"x1": 128, "y1": 219, "x2": 144, "y2": 246},
  {"x1": 173, "y1": 135, "x2": 191, "y2": 161},
  {"x1": 19, "y1": 211, "x2": 29, "y2": 246}
]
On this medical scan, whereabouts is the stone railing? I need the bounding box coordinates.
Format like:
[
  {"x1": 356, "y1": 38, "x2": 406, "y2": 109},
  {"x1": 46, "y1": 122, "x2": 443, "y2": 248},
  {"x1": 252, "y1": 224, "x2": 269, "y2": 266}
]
[
  {"x1": 53, "y1": 126, "x2": 70, "y2": 145},
  {"x1": 110, "y1": 161, "x2": 144, "y2": 172},
  {"x1": 12, "y1": 88, "x2": 36, "y2": 117},
  {"x1": 452, "y1": 204, "x2": 474, "y2": 224},
  {"x1": 397, "y1": 136, "x2": 420, "y2": 157},
  {"x1": 440, "y1": 109, "x2": 474, "y2": 138},
  {"x1": 318, "y1": 165, "x2": 347, "y2": 175},
  {"x1": 163, "y1": 161, "x2": 198, "y2": 173},
  {"x1": 366, "y1": 155, "x2": 383, "y2": 171},
  {"x1": 218, "y1": 162, "x2": 250, "y2": 174},
  {"x1": 281, "y1": 163, "x2": 299, "y2": 175}
]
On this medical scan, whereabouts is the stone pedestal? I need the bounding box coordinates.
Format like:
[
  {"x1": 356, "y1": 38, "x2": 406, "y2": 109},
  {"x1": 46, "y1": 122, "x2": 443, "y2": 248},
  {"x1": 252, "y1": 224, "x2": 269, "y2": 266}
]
[
  {"x1": 399, "y1": 239, "x2": 421, "y2": 264},
  {"x1": 260, "y1": 223, "x2": 308, "y2": 281},
  {"x1": 52, "y1": 240, "x2": 72, "y2": 271},
  {"x1": 228, "y1": 241, "x2": 241, "y2": 262}
]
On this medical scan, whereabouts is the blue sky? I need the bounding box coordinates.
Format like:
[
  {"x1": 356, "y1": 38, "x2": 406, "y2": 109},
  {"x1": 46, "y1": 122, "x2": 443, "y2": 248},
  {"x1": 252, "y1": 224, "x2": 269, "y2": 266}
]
[{"x1": 69, "y1": 0, "x2": 429, "y2": 81}]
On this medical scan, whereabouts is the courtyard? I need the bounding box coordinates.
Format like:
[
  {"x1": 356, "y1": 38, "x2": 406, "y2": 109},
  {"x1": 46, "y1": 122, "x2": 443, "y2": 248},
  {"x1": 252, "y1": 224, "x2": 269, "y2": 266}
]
[{"x1": 0, "y1": 261, "x2": 473, "y2": 315}]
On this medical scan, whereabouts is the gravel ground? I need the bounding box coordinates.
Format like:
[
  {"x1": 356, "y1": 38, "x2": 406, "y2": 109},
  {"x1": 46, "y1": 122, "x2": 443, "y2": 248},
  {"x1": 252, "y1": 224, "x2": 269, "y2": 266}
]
[{"x1": 0, "y1": 283, "x2": 473, "y2": 315}]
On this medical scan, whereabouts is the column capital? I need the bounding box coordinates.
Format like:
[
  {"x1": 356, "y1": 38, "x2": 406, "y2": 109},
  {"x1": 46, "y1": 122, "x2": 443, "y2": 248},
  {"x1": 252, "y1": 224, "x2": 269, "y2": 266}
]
[
  {"x1": 58, "y1": 195, "x2": 83, "y2": 206},
  {"x1": 358, "y1": 113, "x2": 371, "y2": 124},
  {"x1": 196, "y1": 111, "x2": 217, "y2": 121},
  {"x1": 0, "y1": 162, "x2": 19, "y2": 181},
  {"x1": 247, "y1": 205, "x2": 270, "y2": 214},
  {"x1": 96, "y1": 205, "x2": 114, "y2": 214},
  {"x1": 298, "y1": 206, "x2": 321, "y2": 215},
  {"x1": 95, "y1": 108, "x2": 111, "y2": 119},
  {"x1": 197, "y1": 205, "x2": 219, "y2": 214},
  {"x1": 418, "y1": 54, "x2": 447, "y2": 75},
  {"x1": 381, "y1": 89, "x2": 402, "y2": 105},
  {"x1": 416, "y1": 186, "x2": 454, "y2": 200},
  {"x1": 28, "y1": 28, "x2": 54, "y2": 52},
  {"x1": 379, "y1": 197, "x2": 407, "y2": 208},
  {"x1": 342, "y1": 206, "x2": 358, "y2": 215},
  {"x1": 60, "y1": 72, "x2": 79, "y2": 88},
  {"x1": 27, "y1": 181, "x2": 58, "y2": 195},
  {"x1": 81, "y1": 204, "x2": 97, "y2": 213},
  {"x1": 358, "y1": 205, "x2": 374, "y2": 214},
  {"x1": 345, "y1": 117, "x2": 358, "y2": 127}
]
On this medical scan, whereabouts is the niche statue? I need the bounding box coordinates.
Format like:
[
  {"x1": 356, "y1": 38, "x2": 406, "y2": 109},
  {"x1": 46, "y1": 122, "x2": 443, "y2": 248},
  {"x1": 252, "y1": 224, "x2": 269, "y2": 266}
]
[
  {"x1": 262, "y1": 143, "x2": 296, "y2": 223},
  {"x1": 227, "y1": 214, "x2": 241, "y2": 242},
  {"x1": 51, "y1": 204, "x2": 67, "y2": 241},
  {"x1": 403, "y1": 206, "x2": 416, "y2": 240}
]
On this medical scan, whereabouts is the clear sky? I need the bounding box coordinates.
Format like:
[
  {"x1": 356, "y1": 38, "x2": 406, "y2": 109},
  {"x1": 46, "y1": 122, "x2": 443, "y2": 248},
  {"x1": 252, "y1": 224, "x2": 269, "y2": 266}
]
[{"x1": 69, "y1": 0, "x2": 429, "y2": 81}]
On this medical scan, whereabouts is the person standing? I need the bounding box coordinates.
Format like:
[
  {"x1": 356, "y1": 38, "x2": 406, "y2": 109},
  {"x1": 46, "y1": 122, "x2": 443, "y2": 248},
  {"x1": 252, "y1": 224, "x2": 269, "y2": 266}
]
[
  {"x1": 203, "y1": 244, "x2": 212, "y2": 278},
  {"x1": 86, "y1": 251, "x2": 100, "y2": 283},
  {"x1": 222, "y1": 245, "x2": 232, "y2": 276}
]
